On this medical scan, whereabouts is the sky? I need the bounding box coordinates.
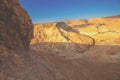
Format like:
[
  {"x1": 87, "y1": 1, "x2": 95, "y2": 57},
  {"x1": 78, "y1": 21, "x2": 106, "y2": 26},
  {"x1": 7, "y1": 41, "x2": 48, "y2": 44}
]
[{"x1": 20, "y1": 0, "x2": 120, "y2": 24}]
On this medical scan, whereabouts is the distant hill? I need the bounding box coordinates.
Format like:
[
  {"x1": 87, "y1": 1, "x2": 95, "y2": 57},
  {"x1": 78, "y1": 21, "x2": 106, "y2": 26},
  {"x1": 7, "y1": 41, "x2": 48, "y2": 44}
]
[
  {"x1": 0, "y1": 0, "x2": 120, "y2": 79},
  {"x1": 31, "y1": 15, "x2": 120, "y2": 57}
]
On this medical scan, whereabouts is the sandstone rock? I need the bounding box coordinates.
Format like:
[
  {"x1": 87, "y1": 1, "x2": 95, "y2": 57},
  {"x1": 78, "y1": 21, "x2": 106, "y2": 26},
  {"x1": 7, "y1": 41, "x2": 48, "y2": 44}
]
[
  {"x1": 0, "y1": 45, "x2": 57, "y2": 80},
  {"x1": 31, "y1": 22, "x2": 94, "y2": 55},
  {"x1": 77, "y1": 16, "x2": 120, "y2": 45},
  {"x1": 0, "y1": 0, "x2": 33, "y2": 51},
  {"x1": 0, "y1": 0, "x2": 120, "y2": 79},
  {"x1": 31, "y1": 15, "x2": 120, "y2": 58}
]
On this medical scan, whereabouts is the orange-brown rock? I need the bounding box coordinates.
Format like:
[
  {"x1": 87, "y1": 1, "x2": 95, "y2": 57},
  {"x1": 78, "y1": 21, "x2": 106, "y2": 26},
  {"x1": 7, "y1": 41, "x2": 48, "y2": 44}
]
[
  {"x1": 31, "y1": 15, "x2": 120, "y2": 58},
  {"x1": 31, "y1": 22, "x2": 94, "y2": 56},
  {"x1": 0, "y1": 0, "x2": 120, "y2": 79},
  {"x1": 0, "y1": 0, "x2": 33, "y2": 50},
  {"x1": 78, "y1": 16, "x2": 120, "y2": 45}
]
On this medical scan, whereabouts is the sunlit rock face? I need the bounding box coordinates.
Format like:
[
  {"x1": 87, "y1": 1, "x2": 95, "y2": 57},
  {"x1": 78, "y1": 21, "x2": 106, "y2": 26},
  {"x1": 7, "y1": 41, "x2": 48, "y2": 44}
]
[
  {"x1": 31, "y1": 22, "x2": 94, "y2": 55},
  {"x1": 0, "y1": 0, "x2": 33, "y2": 50},
  {"x1": 31, "y1": 15, "x2": 120, "y2": 57},
  {"x1": 0, "y1": 0, "x2": 120, "y2": 79},
  {"x1": 78, "y1": 16, "x2": 120, "y2": 45}
]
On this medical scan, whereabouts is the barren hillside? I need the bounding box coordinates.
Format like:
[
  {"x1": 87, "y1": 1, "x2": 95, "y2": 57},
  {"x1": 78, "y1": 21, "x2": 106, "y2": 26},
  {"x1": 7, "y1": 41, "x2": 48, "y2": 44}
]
[
  {"x1": 31, "y1": 16, "x2": 120, "y2": 59},
  {"x1": 0, "y1": 0, "x2": 120, "y2": 80},
  {"x1": 30, "y1": 16, "x2": 120, "y2": 80}
]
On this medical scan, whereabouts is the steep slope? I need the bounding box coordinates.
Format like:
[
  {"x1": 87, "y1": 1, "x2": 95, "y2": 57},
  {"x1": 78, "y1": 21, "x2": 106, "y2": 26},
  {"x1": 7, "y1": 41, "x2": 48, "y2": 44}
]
[
  {"x1": 0, "y1": 0, "x2": 33, "y2": 50},
  {"x1": 0, "y1": 0, "x2": 120, "y2": 80},
  {"x1": 31, "y1": 22, "x2": 95, "y2": 56},
  {"x1": 77, "y1": 16, "x2": 120, "y2": 45},
  {"x1": 30, "y1": 18, "x2": 120, "y2": 79},
  {"x1": 0, "y1": 0, "x2": 67, "y2": 80},
  {"x1": 31, "y1": 15, "x2": 120, "y2": 59}
]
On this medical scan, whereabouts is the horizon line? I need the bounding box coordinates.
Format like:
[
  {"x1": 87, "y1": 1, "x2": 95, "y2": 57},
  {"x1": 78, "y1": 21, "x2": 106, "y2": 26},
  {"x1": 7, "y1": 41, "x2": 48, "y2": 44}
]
[{"x1": 32, "y1": 14, "x2": 120, "y2": 24}]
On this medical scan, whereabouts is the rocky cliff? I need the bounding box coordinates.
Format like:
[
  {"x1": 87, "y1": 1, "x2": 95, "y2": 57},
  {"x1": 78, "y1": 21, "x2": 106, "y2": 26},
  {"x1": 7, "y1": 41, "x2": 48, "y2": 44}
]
[
  {"x1": 30, "y1": 16, "x2": 120, "y2": 80},
  {"x1": 0, "y1": 0, "x2": 33, "y2": 50},
  {"x1": 0, "y1": 0, "x2": 120, "y2": 80},
  {"x1": 31, "y1": 22, "x2": 95, "y2": 56},
  {"x1": 31, "y1": 16, "x2": 120, "y2": 57}
]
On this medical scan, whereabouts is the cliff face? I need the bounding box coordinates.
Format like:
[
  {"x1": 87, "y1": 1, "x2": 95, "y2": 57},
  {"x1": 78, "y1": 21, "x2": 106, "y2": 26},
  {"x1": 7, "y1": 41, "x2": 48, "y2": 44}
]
[
  {"x1": 0, "y1": 0, "x2": 33, "y2": 50},
  {"x1": 31, "y1": 16, "x2": 120, "y2": 46},
  {"x1": 29, "y1": 16, "x2": 120, "y2": 80},
  {"x1": 0, "y1": 0, "x2": 120, "y2": 80},
  {"x1": 31, "y1": 16, "x2": 120, "y2": 58},
  {"x1": 31, "y1": 22, "x2": 94, "y2": 56}
]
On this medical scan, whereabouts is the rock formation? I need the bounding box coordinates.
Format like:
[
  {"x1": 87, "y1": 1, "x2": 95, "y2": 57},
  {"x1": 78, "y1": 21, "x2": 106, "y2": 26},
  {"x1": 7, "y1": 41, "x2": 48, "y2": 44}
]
[
  {"x1": 0, "y1": 0, "x2": 33, "y2": 50},
  {"x1": 31, "y1": 16, "x2": 120, "y2": 57},
  {"x1": 31, "y1": 22, "x2": 94, "y2": 56},
  {"x1": 30, "y1": 16, "x2": 120, "y2": 79},
  {"x1": 0, "y1": 0, "x2": 120, "y2": 80}
]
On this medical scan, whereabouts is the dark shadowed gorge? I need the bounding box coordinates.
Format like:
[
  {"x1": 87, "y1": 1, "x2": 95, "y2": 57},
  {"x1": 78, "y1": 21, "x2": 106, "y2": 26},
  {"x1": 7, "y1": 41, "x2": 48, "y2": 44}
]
[{"x1": 0, "y1": 0, "x2": 120, "y2": 80}]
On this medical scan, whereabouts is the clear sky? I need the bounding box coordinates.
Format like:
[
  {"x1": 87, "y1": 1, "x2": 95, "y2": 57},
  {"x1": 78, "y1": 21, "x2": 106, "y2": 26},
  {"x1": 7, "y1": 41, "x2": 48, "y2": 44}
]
[{"x1": 20, "y1": 0, "x2": 120, "y2": 24}]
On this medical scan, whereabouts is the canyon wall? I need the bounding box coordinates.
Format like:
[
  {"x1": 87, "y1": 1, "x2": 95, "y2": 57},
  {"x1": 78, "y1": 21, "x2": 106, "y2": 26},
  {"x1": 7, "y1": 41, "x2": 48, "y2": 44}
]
[
  {"x1": 0, "y1": 0, "x2": 33, "y2": 50},
  {"x1": 0, "y1": 0, "x2": 120, "y2": 80},
  {"x1": 31, "y1": 16, "x2": 120, "y2": 57}
]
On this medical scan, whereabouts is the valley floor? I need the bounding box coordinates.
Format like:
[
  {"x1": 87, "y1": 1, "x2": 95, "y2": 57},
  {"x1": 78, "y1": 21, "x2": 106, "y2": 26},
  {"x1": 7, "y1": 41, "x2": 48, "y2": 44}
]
[
  {"x1": 29, "y1": 43, "x2": 120, "y2": 80},
  {"x1": 1, "y1": 44, "x2": 120, "y2": 80}
]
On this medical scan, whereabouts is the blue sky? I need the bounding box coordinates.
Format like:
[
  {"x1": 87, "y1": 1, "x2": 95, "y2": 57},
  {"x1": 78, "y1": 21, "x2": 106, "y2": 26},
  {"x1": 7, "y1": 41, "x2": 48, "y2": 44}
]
[{"x1": 20, "y1": 0, "x2": 120, "y2": 24}]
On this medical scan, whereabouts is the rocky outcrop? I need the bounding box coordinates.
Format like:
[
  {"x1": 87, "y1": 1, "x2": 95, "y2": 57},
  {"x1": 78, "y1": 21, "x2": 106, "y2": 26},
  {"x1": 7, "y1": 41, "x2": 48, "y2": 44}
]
[
  {"x1": 0, "y1": 0, "x2": 55, "y2": 80},
  {"x1": 31, "y1": 16, "x2": 120, "y2": 58},
  {"x1": 78, "y1": 16, "x2": 120, "y2": 45},
  {"x1": 31, "y1": 22, "x2": 94, "y2": 56},
  {"x1": 0, "y1": 0, "x2": 120, "y2": 79},
  {"x1": 0, "y1": 0, "x2": 33, "y2": 50}
]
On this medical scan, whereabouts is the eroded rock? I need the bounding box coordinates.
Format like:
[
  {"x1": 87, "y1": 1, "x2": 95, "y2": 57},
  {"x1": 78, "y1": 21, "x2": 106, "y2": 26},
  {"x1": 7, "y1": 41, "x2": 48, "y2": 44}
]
[{"x1": 0, "y1": 0, "x2": 33, "y2": 50}]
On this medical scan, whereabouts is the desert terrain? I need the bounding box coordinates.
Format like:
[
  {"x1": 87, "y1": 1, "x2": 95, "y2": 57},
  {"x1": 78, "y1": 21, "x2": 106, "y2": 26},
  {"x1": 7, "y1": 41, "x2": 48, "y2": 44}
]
[{"x1": 0, "y1": 0, "x2": 120, "y2": 80}]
